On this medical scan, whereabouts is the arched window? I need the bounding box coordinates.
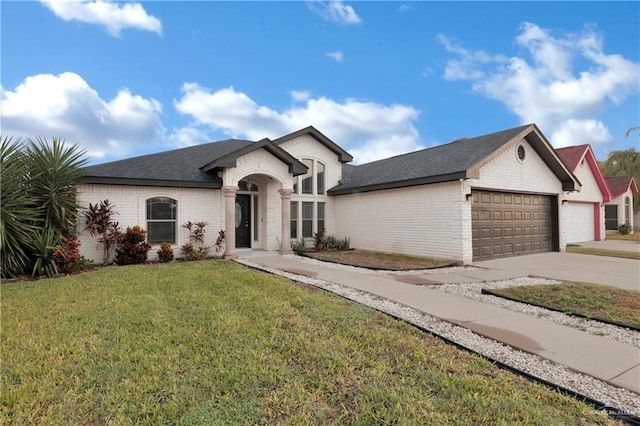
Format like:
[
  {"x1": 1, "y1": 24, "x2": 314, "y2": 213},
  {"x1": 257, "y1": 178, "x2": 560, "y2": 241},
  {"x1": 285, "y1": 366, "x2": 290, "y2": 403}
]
[
  {"x1": 624, "y1": 196, "x2": 631, "y2": 224},
  {"x1": 146, "y1": 197, "x2": 177, "y2": 244}
]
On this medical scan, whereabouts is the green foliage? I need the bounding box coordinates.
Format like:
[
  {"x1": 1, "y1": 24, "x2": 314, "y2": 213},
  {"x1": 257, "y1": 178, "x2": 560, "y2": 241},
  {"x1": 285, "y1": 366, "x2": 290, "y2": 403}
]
[
  {"x1": 0, "y1": 136, "x2": 38, "y2": 277},
  {"x1": 181, "y1": 221, "x2": 210, "y2": 260},
  {"x1": 0, "y1": 135, "x2": 87, "y2": 277},
  {"x1": 115, "y1": 226, "x2": 152, "y2": 265},
  {"x1": 30, "y1": 229, "x2": 60, "y2": 277},
  {"x1": 625, "y1": 126, "x2": 639, "y2": 137},
  {"x1": 85, "y1": 199, "x2": 121, "y2": 263},
  {"x1": 618, "y1": 222, "x2": 632, "y2": 235},
  {"x1": 599, "y1": 147, "x2": 640, "y2": 211},
  {"x1": 0, "y1": 262, "x2": 616, "y2": 424},
  {"x1": 25, "y1": 137, "x2": 87, "y2": 239},
  {"x1": 157, "y1": 242, "x2": 174, "y2": 263},
  {"x1": 291, "y1": 238, "x2": 307, "y2": 253},
  {"x1": 312, "y1": 229, "x2": 351, "y2": 252}
]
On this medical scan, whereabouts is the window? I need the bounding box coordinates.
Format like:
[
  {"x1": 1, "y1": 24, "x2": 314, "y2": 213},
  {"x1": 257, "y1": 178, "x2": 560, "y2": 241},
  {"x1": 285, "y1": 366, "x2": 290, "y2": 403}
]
[
  {"x1": 290, "y1": 201, "x2": 298, "y2": 239},
  {"x1": 295, "y1": 159, "x2": 326, "y2": 195},
  {"x1": 625, "y1": 197, "x2": 631, "y2": 224},
  {"x1": 317, "y1": 202, "x2": 325, "y2": 232},
  {"x1": 302, "y1": 202, "x2": 313, "y2": 238},
  {"x1": 317, "y1": 162, "x2": 325, "y2": 195},
  {"x1": 146, "y1": 197, "x2": 177, "y2": 244},
  {"x1": 301, "y1": 159, "x2": 313, "y2": 194}
]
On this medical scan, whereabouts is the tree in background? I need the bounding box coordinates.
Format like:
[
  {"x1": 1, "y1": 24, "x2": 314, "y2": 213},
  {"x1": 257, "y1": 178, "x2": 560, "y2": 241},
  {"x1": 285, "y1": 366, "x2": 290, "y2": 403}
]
[
  {"x1": 599, "y1": 147, "x2": 640, "y2": 212},
  {"x1": 0, "y1": 136, "x2": 87, "y2": 278}
]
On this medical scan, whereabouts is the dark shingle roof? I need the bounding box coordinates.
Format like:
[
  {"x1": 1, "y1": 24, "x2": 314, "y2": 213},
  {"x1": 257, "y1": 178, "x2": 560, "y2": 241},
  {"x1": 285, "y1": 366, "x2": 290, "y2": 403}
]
[
  {"x1": 82, "y1": 139, "x2": 256, "y2": 188},
  {"x1": 329, "y1": 124, "x2": 534, "y2": 195}
]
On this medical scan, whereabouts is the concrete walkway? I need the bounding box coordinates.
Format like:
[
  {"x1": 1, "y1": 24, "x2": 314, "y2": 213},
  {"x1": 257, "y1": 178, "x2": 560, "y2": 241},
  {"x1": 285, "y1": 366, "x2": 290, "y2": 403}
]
[
  {"x1": 245, "y1": 254, "x2": 640, "y2": 395},
  {"x1": 474, "y1": 252, "x2": 640, "y2": 291}
]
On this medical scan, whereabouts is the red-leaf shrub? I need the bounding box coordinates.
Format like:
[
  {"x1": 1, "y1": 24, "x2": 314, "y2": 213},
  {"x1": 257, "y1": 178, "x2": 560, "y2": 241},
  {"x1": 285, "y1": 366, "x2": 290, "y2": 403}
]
[
  {"x1": 53, "y1": 239, "x2": 80, "y2": 272},
  {"x1": 115, "y1": 226, "x2": 152, "y2": 265}
]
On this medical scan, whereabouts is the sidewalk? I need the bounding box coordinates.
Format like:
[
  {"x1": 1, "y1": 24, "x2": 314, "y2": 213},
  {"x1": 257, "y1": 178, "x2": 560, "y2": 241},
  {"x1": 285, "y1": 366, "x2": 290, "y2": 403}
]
[{"x1": 244, "y1": 254, "x2": 640, "y2": 395}]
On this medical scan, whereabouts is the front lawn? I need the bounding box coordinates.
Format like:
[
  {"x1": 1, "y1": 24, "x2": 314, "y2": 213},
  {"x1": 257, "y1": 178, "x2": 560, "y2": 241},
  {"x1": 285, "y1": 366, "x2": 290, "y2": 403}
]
[
  {"x1": 488, "y1": 282, "x2": 640, "y2": 328},
  {"x1": 1, "y1": 262, "x2": 614, "y2": 424},
  {"x1": 304, "y1": 249, "x2": 454, "y2": 270}
]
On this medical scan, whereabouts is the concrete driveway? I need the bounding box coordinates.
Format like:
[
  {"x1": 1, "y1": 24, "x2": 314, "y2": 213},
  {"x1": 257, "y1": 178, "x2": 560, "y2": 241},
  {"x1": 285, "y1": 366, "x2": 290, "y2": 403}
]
[{"x1": 474, "y1": 252, "x2": 640, "y2": 291}]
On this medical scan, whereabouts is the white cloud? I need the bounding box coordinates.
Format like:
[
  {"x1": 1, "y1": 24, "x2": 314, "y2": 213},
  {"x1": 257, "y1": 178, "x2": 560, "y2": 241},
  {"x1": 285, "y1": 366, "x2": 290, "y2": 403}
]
[
  {"x1": 291, "y1": 90, "x2": 311, "y2": 102},
  {"x1": 174, "y1": 84, "x2": 422, "y2": 163},
  {"x1": 308, "y1": 0, "x2": 362, "y2": 25},
  {"x1": 439, "y1": 23, "x2": 640, "y2": 147},
  {"x1": 326, "y1": 51, "x2": 344, "y2": 62},
  {"x1": 41, "y1": 0, "x2": 162, "y2": 36},
  {"x1": 0, "y1": 72, "x2": 165, "y2": 159}
]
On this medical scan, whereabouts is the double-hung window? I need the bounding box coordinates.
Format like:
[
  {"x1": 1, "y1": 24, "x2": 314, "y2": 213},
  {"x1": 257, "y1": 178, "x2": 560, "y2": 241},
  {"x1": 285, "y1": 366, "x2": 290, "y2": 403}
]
[{"x1": 146, "y1": 197, "x2": 177, "y2": 244}]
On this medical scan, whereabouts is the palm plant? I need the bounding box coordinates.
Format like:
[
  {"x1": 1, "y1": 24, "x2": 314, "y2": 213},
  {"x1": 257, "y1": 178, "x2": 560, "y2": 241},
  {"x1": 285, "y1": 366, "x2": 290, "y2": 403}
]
[
  {"x1": 26, "y1": 137, "x2": 88, "y2": 239},
  {"x1": 0, "y1": 136, "x2": 38, "y2": 277},
  {"x1": 0, "y1": 136, "x2": 87, "y2": 277}
]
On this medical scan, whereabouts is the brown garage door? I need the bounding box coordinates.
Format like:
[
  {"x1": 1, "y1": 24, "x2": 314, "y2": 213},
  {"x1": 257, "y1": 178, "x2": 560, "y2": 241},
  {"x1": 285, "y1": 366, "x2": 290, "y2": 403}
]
[{"x1": 472, "y1": 190, "x2": 553, "y2": 261}]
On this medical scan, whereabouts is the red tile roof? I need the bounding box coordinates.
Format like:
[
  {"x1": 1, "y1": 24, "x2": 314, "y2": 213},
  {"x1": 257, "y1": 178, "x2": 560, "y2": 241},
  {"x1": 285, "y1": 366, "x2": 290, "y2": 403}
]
[{"x1": 556, "y1": 144, "x2": 611, "y2": 201}]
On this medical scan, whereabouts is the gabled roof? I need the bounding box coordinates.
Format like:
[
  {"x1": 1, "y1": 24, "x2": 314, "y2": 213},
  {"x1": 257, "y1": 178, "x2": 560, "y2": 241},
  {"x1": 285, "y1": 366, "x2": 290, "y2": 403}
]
[
  {"x1": 606, "y1": 176, "x2": 639, "y2": 198},
  {"x1": 329, "y1": 124, "x2": 578, "y2": 195},
  {"x1": 81, "y1": 137, "x2": 307, "y2": 188},
  {"x1": 200, "y1": 138, "x2": 307, "y2": 176},
  {"x1": 272, "y1": 126, "x2": 353, "y2": 163},
  {"x1": 556, "y1": 144, "x2": 612, "y2": 201}
]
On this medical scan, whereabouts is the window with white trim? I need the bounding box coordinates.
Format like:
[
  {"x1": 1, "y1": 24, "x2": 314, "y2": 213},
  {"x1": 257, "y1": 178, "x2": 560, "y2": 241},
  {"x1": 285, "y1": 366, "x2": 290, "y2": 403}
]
[
  {"x1": 294, "y1": 159, "x2": 326, "y2": 195},
  {"x1": 146, "y1": 197, "x2": 177, "y2": 244}
]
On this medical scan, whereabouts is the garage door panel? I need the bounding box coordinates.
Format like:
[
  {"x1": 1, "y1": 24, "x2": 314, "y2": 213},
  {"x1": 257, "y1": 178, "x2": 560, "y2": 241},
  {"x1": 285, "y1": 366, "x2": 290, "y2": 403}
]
[
  {"x1": 472, "y1": 190, "x2": 554, "y2": 261},
  {"x1": 564, "y1": 203, "x2": 595, "y2": 244}
]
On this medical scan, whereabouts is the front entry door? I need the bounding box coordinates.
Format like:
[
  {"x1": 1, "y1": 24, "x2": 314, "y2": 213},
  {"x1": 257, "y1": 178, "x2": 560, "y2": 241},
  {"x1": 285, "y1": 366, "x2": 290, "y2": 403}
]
[{"x1": 235, "y1": 194, "x2": 251, "y2": 248}]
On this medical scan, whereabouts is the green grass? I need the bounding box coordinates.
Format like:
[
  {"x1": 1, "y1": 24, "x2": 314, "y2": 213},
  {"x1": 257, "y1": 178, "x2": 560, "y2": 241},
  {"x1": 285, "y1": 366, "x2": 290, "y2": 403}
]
[
  {"x1": 606, "y1": 233, "x2": 640, "y2": 242},
  {"x1": 566, "y1": 246, "x2": 640, "y2": 260},
  {"x1": 1, "y1": 261, "x2": 616, "y2": 424},
  {"x1": 489, "y1": 282, "x2": 640, "y2": 328}
]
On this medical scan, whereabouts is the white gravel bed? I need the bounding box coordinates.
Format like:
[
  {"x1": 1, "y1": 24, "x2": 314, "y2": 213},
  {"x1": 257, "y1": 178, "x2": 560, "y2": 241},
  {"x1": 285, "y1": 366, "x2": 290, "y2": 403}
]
[
  {"x1": 236, "y1": 258, "x2": 640, "y2": 418},
  {"x1": 426, "y1": 277, "x2": 640, "y2": 348}
]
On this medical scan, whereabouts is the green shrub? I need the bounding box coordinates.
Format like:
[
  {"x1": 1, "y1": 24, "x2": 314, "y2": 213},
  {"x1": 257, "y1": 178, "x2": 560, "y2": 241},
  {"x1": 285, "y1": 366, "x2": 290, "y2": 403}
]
[
  {"x1": 157, "y1": 242, "x2": 174, "y2": 263},
  {"x1": 291, "y1": 239, "x2": 307, "y2": 253},
  {"x1": 182, "y1": 221, "x2": 210, "y2": 260},
  {"x1": 325, "y1": 235, "x2": 351, "y2": 251},
  {"x1": 618, "y1": 223, "x2": 632, "y2": 235},
  {"x1": 313, "y1": 228, "x2": 327, "y2": 251},
  {"x1": 115, "y1": 226, "x2": 152, "y2": 265}
]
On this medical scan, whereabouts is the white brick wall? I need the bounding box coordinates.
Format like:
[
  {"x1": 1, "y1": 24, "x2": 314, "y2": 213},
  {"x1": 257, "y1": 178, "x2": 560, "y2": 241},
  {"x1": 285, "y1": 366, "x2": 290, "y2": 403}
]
[
  {"x1": 466, "y1": 140, "x2": 562, "y2": 194},
  {"x1": 333, "y1": 181, "x2": 468, "y2": 263},
  {"x1": 77, "y1": 184, "x2": 223, "y2": 262}
]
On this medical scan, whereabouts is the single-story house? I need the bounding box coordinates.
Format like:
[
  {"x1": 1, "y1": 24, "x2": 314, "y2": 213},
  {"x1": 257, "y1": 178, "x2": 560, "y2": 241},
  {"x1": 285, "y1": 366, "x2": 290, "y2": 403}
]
[
  {"x1": 556, "y1": 144, "x2": 611, "y2": 243},
  {"x1": 604, "y1": 176, "x2": 638, "y2": 232},
  {"x1": 78, "y1": 123, "x2": 580, "y2": 264}
]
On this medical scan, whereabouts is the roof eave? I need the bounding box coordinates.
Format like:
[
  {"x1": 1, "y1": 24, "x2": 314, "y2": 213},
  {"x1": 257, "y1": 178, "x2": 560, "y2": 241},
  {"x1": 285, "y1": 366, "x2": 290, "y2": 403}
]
[
  {"x1": 328, "y1": 171, "x2": 467, "y2": 196},
  {"x1": 80, "y1": 176, "x2": 222, "y2": 189}
]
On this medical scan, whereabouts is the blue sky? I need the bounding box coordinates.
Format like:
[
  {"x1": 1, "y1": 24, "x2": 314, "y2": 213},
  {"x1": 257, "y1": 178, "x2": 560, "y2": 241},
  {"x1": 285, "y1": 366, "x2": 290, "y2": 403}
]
[{"x1": 2, "y1": 1, "x2": 639, "y2": 165}]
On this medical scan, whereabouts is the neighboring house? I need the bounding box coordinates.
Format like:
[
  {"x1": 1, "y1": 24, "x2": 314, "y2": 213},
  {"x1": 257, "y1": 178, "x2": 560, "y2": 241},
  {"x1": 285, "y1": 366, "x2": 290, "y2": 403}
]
[
  {"x1": 604, "y1": 176, "x2": 638, "y2": 232},
  {"x1": 556, "y1": 145, "x2": 611, "y2": 243},
  {"x1": 78, "y1": 123, "x2": 579, "y2": 264}
]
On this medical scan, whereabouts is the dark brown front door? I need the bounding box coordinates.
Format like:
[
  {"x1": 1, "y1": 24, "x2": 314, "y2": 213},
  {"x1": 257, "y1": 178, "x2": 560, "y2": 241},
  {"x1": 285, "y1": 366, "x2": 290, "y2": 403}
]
[{"x1": 235, "y1": 194, "x2": 251, "y2": 248}]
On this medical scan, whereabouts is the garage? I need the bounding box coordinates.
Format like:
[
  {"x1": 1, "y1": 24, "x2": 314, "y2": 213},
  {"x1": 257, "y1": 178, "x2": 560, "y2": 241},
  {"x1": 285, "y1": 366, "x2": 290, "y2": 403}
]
[
  {"x1": 564, "y1": 202, "x2": 595, "y2": 244},
  {"x1": 472, "y1": 190, "x2": 555, "y2": 261}
]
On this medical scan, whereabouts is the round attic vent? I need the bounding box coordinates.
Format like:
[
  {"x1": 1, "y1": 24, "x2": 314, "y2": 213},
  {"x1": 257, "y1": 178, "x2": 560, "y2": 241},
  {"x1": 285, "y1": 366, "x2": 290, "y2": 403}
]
[{"x1": 516, "y1": 144, "x2": 526, "y2": 161}]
